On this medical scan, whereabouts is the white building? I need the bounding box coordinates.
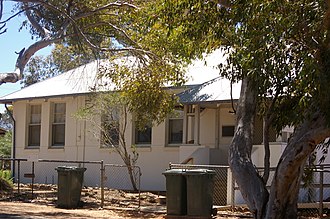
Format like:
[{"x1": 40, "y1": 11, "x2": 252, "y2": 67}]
[{"x1": 0, "y1": 56, "x2": 288, "y2": 192}]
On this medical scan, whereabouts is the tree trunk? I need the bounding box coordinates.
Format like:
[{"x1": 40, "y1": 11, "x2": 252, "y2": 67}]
[
  {"x1": 266, "y1": 110, "x2": 330, "y2": 218},
  {"x1": 229, "y1": 77, "x2": 269, "y2": 219},
  {"x1": 127, "y1": 164, "x2": 138, "y2": 191},
  {"x1": 262, "y1": 116, "x2": 271, "y2": 184}
]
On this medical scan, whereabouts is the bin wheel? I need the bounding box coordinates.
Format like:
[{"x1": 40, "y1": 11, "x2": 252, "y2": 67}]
[{"x1": 212, "y1": 208, "x2": 218, "y2": 216}]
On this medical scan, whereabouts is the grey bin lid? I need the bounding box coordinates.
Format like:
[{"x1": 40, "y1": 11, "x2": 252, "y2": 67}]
[
  {"x1": 184, "y1": 169, "x2": 216, "y2": 175},
  {"x1": 56, "y1": 166, "x2": 87, "y2": 171},
  {"x1": 162, "y1": 169, "x2": 187, "y2": 175}
]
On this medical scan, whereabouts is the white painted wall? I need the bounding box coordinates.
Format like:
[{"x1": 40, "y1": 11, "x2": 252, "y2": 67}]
[{"x1": 11, "y1": 95, "x2": 265, "y2": 191}]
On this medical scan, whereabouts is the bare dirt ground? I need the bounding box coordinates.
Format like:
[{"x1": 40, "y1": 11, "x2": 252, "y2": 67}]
[
  {"x1": 0, "y1": 184, "x2": 322, "y2": 218},
  {"x1": 0, "y1": 183, "x2": 252, "y2": 218}
]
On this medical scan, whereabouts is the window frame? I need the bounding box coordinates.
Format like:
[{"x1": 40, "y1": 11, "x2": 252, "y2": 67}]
[
  {"x1": 27, "y1": 104, "x2": 42, "y2": 148},
  {"x1": 222, "y1": 125, "x2": 235, "y2": 137},
  {"x1": 134, "y1": 123, "x2": 152, "y2": 146},
  {"x1": 50, "y1": 102, "x2": 66, "y2": 148},
  {"x1": 167, "y1": 109, "x2": 184, "y2": 146}
]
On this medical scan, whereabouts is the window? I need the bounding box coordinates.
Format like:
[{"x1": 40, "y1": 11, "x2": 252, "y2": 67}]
[
  {"x1": 101, "y1": 111, "x2": 120, "y2": 147},
  {"x1": 51, "y1": 103, "x2": 66, "y2": 146},
  {"x1": 135, "y1": 124, "x2": 152, "y2": 145},
  {"x1": 222, "y1": 125, "x2": 235, "y2": 137},
  {"x1": 186, "y1": 105, "x2": 195, "y2": 144},
  {"x1": 27, "y1": 105, "x2": 41, "y2": 147},
  {"x1": 168, "y1": 110, "x2": 183, "y2": 145}
]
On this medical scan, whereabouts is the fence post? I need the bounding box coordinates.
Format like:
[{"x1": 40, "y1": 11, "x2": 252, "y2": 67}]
[
  {"x1": 100, "y1": 160, "x2": 105, "y2": 208},
  {"x1": 31, "y1": 161, "x2": 35, "y2": 199},
  {"x1": 138, "y1": 166, "x2": 141, "y2": 209},
  {"x1": 226, "y1": 167, "x2": 235, "y2": 208},
  {"x1": 319, "y1": 166, "x2": 324, "y2": 218},
  {"x1": 17, "y1": 160, "x2": 20, "y2": 195}
]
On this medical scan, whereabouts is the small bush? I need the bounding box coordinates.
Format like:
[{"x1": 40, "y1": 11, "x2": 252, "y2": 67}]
[{"x1": 0, "y1": 170, "x2": 13, "y2": 192}]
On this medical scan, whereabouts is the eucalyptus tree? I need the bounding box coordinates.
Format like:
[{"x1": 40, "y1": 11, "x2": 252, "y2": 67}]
[
  {"x1": 135, "y1": 0, "x2": 330, "y2": 218},
  {"x1": 0, "y1": 0, "x2": 185, "y2": 124},
  {"x1": 0, "y1": 0, "x2": 144, "y2": 84}
]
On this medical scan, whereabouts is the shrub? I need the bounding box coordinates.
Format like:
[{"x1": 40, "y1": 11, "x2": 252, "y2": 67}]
[{"x1": 0, "y1": 170, "x2": 13, "y2": 192}]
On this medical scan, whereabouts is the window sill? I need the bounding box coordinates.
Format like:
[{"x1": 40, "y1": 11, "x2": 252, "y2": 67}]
[
  {"x1": 135, "y1": 146, "x2": 152, "y2": 152},
  {"x1": 166, "y1": 144, "x2": 181, "y2": 147},
  {"x1": 48, "y1": 146, "x2": 65, "y2": 149},
  {"x1": 100, "y1": 146, "x2": 119, "y2": 151},
  {"x1": 180, "y1": 143, "x2": 201, "y2": 146},
  {"x1": 25, "y1": 146, "x2": 40, "y2": 150},
  {"x1": 135, "y1": 144, "x2": 151, "y2": 147}
]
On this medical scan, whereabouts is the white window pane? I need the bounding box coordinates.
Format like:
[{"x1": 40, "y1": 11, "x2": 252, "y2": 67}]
[
  {"x1": 54, "y1": 103, "x2": 66, "y2": 123},
  {"x1": 30, "y1": 105, "x2": 41, "y2": 124}
]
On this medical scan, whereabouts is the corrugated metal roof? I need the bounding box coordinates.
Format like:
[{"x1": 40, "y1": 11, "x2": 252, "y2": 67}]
[
  {"x1": 0, "y1": 52, "x2": 241, "y2": 104},
  {"x1": 178, "y1": 76, "x2": 241, "y2": 103},
  {"x1": 0, "y1": 61, "x2": 102, "y2": 103}
]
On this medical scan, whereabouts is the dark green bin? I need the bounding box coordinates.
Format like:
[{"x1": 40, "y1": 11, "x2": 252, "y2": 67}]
[
  {"x1": 56, "y1": 166, "x2": 86, "y2": 208},
  {"x1": 185, "y1": 169, "x2": 215, "y2": 217},
  {"x1": 163, "y1": 169, "x2": 187, "y2": 215}
]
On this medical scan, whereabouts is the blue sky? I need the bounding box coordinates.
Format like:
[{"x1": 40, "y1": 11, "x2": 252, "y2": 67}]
[{"x1": 0, "y1": 1, "x2": 51, "y2": 112}]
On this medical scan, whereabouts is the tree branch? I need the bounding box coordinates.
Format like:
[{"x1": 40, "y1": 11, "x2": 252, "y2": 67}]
[
  {"x1": 0, "y1": 0, "x2": 154, "y2": 85},
  {"x1": 81, "y1": 21, "x2": 141, "y2": 49},
  {"x1": 213, "y1": 0, "x2": 231, "y2": 8},
  {"x1": 16, "y1": 37, "x2": 63, "y2": 74},
  {"x1": 0, "y1": 8, "x2": 26, "y2": 25},
  {"x1": 0, "y1": 0, "x2": 3, "y2": 21},
  {"x1": 23, "y1": 2, "x2": 50, "y2": 38},
  {"x1": 80, "y1": 2, "x2": 138, "y2": 17},
  {"x1": 0, "y1": 71, "x2": 20, "y2": 85}
]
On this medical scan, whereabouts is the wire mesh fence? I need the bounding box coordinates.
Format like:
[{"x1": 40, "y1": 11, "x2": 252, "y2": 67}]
[
  {"x1": 2, "y1": 158, "x2": 330, "y2": 217},
  {"x1": 297, "y1": 165, "x2": 330, "y2": 217},
  {"x1": 255, "y1": 165, "x2": 330, "y2": 217},
  {"x1": 16, "y1": 159, "x2": 105, "y2": 207},
  {"x1": 0, "y1": 158, "x2": 145, "y2": 209},
  {"x1": 104, "y1": 164, "x2": 141, "y2": 191},
  {"x1": 169, "y1": 163, "x2": 330, "y2": 217},
  {"x1": 103, "y1": 164, "x2": 141, "y2": 208}
]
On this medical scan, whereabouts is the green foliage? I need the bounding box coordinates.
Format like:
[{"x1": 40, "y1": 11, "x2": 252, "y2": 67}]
[
  {"x1": 15, "y1": 0, "x2": 187, "y2": 126},
  {"x1": 51, "y1": 44, "x2": 104, "y2": 73},
  {"x1": 22, "y1": 43, "x2": 104, "y2": 87},
  {"x1": 15, "y1": 0, "x2": 139, "y2": 50},
  {"x1": 0, "y1": 107, "x2": 13, "y2": 130},
  {"x1": 99, "y1": 58, "x2": 184, "y2": 128},
  {"x1": 22, "y1": 55, "x2": 59, "y2": 87},
  {"x1": 0, "y1": 170, "x2": 13, "y2": 192},
  {"x1": 0, "y1": 131, "x2": 12, "y2": 158},
  {"x1": 139, "y1": 0, "x2": 330, "y2": 130}
]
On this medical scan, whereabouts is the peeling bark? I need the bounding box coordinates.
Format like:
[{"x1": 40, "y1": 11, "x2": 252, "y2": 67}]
[
  {"x1": 266, "y1": 111, "x2": 330, "y2": 218},
  {"x1": 0, "y1": 71, "x2": 20, "y2": 85},
  {"x1": 229, "y1": 77, "x2": 269, "y2": 219}
]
